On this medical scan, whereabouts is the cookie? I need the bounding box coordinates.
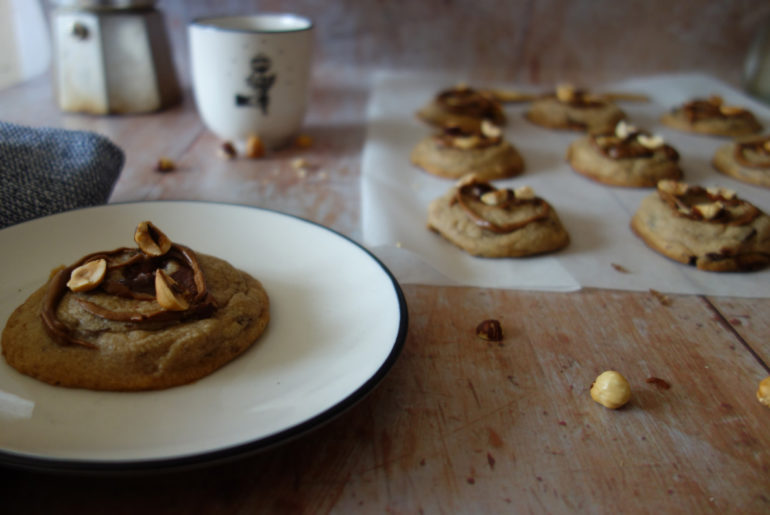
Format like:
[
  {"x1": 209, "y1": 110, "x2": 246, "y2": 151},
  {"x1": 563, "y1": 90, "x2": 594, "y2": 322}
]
[
  {"x1": 1, "y1": 222, "x2": 270, "y2": 391},
  {"x1": 661, "y1": 95, "x2": 762, "y2": 137},
  {"x1": 712, "y1": 134, "x2": 770, "y2": 188},
  {"x1": 416, "y1": 84, "x2": 506, "y2": 132},
  {"x1": 427, "y1": 175, "x2": 570, "y2": 257},
  {"x1": 525, "y1": 84, "x2": 626, "y2": 133},
  {"x1": 567, "y1": 121, "x2": 683, "y2": 187},
  {"x1": 411, "y1": 121, "x2": 524, "y2": 180},
  {"x1": 630, "y1": 180, "x2": 770, "y2": 271}
]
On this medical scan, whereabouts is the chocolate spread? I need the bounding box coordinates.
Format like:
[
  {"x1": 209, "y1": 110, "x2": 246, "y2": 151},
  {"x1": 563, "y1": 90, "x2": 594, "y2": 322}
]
[
  {"x1": 734, "y1": 136, "x2": 770, "y2": 169},
  {"x1": 678, "y1": 97, "x2": 752, "y2": 123},
  {"x1": 41, "y1": 244, "x2": 216, "y2": 348},
  {"x1": 437, "y1": 87, "x2": 503, "y2": 122},
  {"x1": 452, "y1": 179, "x2": 550, "y2": 233},
  {"x1": 434, "y1": 125, "x2": 501, "y2": 150},
  {"x1": 658, "y1": 185, "x2": 760, "y2": 226},
  {"x1": 590, "y1": 131, "x2": 679, "y2": 161}
]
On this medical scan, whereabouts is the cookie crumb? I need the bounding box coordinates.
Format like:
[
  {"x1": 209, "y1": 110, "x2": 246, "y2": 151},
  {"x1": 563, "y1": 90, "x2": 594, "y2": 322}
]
[{"x1": 611, "y1": 263, "x2": 630, "y2": 273}]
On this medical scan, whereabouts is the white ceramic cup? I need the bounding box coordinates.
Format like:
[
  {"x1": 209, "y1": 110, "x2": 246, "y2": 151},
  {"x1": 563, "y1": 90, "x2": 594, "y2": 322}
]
[{"x1": 189, "y1": 13, "x2": 314, "y2": 149}]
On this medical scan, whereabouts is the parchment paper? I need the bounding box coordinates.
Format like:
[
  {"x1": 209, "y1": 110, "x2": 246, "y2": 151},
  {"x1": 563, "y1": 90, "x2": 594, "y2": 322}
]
[{"x1": 362, "y1": 72, "x2": 770, "y2": 297}]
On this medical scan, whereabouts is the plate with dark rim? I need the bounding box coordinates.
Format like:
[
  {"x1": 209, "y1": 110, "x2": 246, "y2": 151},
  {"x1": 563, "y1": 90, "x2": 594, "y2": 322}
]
[{"x1": 0, "y1": 201, "x2": 407, "y2": 472}]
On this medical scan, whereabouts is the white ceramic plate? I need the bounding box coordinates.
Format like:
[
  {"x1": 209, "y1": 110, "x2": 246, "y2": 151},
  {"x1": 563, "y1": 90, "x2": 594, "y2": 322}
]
[{"x1": 0, "y1": 202, "x2": 407, "y2": 472}]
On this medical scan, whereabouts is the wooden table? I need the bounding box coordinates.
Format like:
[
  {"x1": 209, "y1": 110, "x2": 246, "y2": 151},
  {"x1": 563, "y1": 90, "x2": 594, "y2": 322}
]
[{"x1": 1, "y1": 65, "x2": 769, "y2": 514}]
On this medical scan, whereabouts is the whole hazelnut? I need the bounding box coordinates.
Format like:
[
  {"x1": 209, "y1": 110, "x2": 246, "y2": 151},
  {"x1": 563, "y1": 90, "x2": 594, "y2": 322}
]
[{"x1": 590, "y1": 370, "x2": 631, "y2": 409}]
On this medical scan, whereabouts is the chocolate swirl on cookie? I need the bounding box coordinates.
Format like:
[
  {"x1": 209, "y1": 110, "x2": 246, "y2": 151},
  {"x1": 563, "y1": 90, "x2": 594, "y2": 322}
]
[
  {"x1": 657, "y1": 180, "x2": 760, "y2": 226},
  {"x1": 677, "y1": 95, "x2": 756, "y2": 123},
  {"x1": 554, "y1": 84, "x2": 606, "y2": 108},
  {"x1": 435, "y1": 120, "x2": 503, "y2": 150},
  {"x1": 591, "y1": 121, "x2": 679, "y2": 160},
  {"x1": 734, "y1": 135, "x2": 770, "y2": 169},
  {"x1": 451, "y1": 176, "x2": 550, "y2": 233},
  {"x1": 41, "y1": 222, "x2": 216, "y2": 348},
  {"x1": 436, "y1": 85, "x2": 505, "y2": 125}
]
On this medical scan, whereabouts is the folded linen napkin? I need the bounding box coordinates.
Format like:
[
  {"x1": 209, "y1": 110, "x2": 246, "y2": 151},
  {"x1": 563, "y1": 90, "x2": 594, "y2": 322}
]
[{"x1": 0, "y1": 121, "x2": 124, "y2": 229}]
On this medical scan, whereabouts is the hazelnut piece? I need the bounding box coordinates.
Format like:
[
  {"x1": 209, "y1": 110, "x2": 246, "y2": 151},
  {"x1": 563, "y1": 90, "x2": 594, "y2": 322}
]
[
  {"x1": 476, "y1": 319, "x2": 503, "y2": 341},
  {"x1": 67, "y1": 258, "x2": 107, "y2": 292},
  {"x1": 757, "y1": 377, "x2": 770, "y2": 408},
  {"x1": 637, "y1": 134, "x2": 664, "y2": 149},
  {"x1": 480, "y1": 120, "x2": 502, "y2": 139},
  {"x1": 155, "y1": 269, "x2": 189, "y2": 311},
  {"x1": 590, "y1": 370, "x2": 631, "y2": 409},
  {"x1": 134, "y1": 221, "x2": 172, "y2": 257},
  {"x1": 245, "y1": 134, "x2": 265, "y2": 158},
  {"x1": 657, "y1": 179, "x2": 689, "y2": 196}
]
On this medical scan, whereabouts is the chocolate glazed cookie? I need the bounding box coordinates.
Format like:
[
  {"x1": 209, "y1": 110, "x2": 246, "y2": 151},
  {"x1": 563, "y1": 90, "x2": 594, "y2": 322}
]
[
  {"x1": 713, "y1": 135, "x2": 770, "y2": 188},
  {"x1": 427, "y1": 175, "x2": 569, "y2": 258},
  {"x1": 1, "y1": 222, "x2": 270, "y2": 391},
  {"x1": 630, "y1": 181, "x2": 770, "y2": 271}
]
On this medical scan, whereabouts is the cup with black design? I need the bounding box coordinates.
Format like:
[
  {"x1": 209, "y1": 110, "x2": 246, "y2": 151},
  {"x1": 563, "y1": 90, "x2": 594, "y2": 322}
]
[{"x1": 189, "y1": 14, "x2": 314, "y2": 150}]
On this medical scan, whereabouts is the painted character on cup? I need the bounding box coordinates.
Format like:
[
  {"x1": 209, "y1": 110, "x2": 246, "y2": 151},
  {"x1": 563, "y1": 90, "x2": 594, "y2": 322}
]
[{"x1": 235, "y1": 54, "x2": 276, "y2": 115}]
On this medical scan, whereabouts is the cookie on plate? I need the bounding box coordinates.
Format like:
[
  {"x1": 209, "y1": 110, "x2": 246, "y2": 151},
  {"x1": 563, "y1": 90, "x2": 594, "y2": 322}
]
[
  {"x1": 427, "y1": 174, "x2": 569, "y2": 258},
  {"x1": 567, "y1": 121, "x2": 682, "y2": 187},
  {"x1": 525, "y1": 84, "x2": 626, "y2": 133},
  {"x1": 661, "y1": 95, "x2": 762, "y2": 137},
  {"x1": 411, "y1": 120, "x2": 524, "y2": 181},
  {"x1": 416, "y1": 84, "x2": 506, "y2": 132},
  {"x1": 630, "y1": 180, "x2": 770, "y2": 271},
  {"x1": 1, "y1": 221, "x2": 270, "y2": 391},
  {"x1": 712, "y1": 134, "x2": 770, "y2": 188}
]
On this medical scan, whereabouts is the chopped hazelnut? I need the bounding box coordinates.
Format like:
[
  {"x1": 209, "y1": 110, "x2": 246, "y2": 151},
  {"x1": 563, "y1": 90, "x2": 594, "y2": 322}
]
[
  {"x1": 614, "y1": 121, "x2": 637, "y2": 139},
  {"x1": 67, "y1": 258, "x2": 107, "y2": 292},
  {"x1": 513, "y1": 186, "x2": 535, "y2": 200},
  {"x1": 590, "y1": 370, "x2": 631, "y2": 409},
  {"x1": 693, "y1": 201, "x2": 724, "y2": 220},
  {"x1": 134, "y1": 221, "x2": 172, "y2": 257},
  {"x1": 480, "y1": 120, "x2": 502, "y2": 139},
  {"x1": 757, "y1": 377, "x2": 770, "y2": 408},
  {"x1": 218, "y1": 141, "x2": 237, "y2": 160},
  {"x1": 657, "y1": 179, "x2": 689, "y2": 196},
  {"x1": 155, "y1": 269, "x2": 189, "y2": 311},
  {"x1": 637, "y1": 134, "x2": 664, "y2": 149},
  {"x1": 294, "y1": 134, "x2": 313, "y2": 148},
  {"x1": 245, "y1": 135, "x2": 265, "y2": 158},
  {"x1": 155, "y1": 157, "x2": 176, "y2": 172},
  {"x1": 480, "y1": 189, "x2": 509, "y2": 206},
  {"x1": 706, "y1": 186, "x2": 736, "y2": 200},
  {"x1": 476, "y1": 319, "x2": 503, "y2": 341},
  {"x1": 555, "y1": 83, "x2": 576, "y2": 103}
]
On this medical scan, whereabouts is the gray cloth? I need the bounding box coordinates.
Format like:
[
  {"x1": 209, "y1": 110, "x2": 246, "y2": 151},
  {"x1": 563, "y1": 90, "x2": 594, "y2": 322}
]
[{"x1": 0, "y1": 121, "x2": 124, "y2": 229}]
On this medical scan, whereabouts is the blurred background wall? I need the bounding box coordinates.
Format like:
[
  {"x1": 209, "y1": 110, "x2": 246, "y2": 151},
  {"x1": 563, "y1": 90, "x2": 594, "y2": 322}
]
[
  {"x1": 160, "y1": 0, "x2": 770, "y2": 87},
  {"x1": 2, "y1": 1, "x2": 769, "y2": 92}
]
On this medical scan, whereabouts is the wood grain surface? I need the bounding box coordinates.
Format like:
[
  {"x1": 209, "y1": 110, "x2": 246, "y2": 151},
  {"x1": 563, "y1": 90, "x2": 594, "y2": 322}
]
[{"x1": 1, "y1": 5, "x2": 770, "y2": 508}]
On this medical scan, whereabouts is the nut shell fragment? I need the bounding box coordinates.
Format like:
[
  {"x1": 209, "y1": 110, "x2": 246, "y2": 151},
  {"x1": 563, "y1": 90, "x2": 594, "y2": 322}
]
[
  {"x1": 155, "y1": 269, "x2": 189, "y2": 311},
  {"x1": 590, "y1": 370, "x2": 631, "y2": 409},
  {"x1": 134, "y1": 221, "x2": 172, "y2": 257},
  {"x1": 66, "y1": 258, "x2": 107, "y2": 292}
]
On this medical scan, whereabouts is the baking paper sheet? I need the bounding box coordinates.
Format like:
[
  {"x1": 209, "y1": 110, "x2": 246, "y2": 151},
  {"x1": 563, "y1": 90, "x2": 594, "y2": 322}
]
[{"x1": 362, "y1": 71, "x2": 770, "y2": 296}]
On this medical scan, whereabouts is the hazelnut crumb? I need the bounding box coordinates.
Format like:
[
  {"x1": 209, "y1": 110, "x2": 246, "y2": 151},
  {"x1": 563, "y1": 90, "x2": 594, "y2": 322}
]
[
  {"x1": 218, "y1": 141, "x2": 237, "y2": 160},
  {"x1": 649, "y1": 289, "x2": 671, "y2": 306},
  {"x1": 292, "y1": 157, "x2": 309, "y2": 170},
  {"x1": 295, "y1": 134, "x2": 313, "y2": 148},
  {"x1": 155, "y1": 157, "x2": 176, "y2": 172},
  {"x1": 245, "y1": 135, "x2": 265, "y2": 158},
  {"x1": 476, "y1": 319, "x2": 503, "y2": 341},
  {"x1": 611, "y1": 263, "x2": 630, "y2": 273}
]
